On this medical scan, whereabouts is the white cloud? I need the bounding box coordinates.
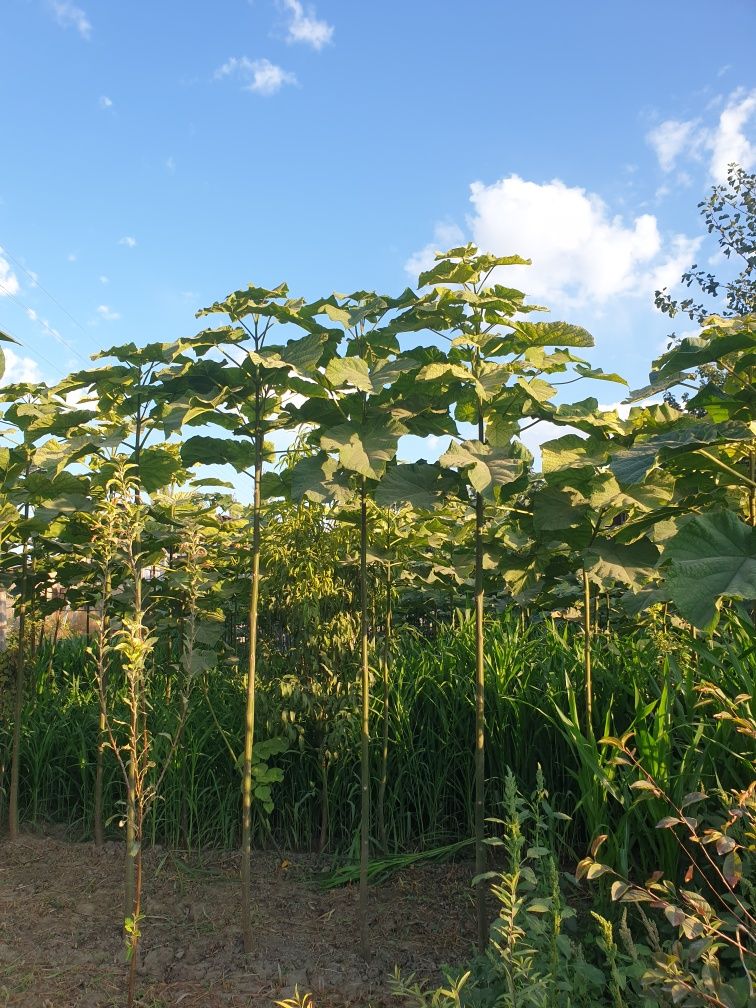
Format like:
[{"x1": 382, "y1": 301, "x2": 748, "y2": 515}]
[
  {"x1": 49, "y1": 0, "x2": 91, "y2": 39},
  {"x1": 118, "y1": 235, "x2": 137, "y2": 248},
  {"x1": 99, "y1": 95, "x2": 113, "y2": 110},
  {"x1": 1, "y1": 348, "x2": 42, "y2": 386},
  {"x1": 647, "y1": 88, "x2": 756, "y2": 182},
  {"x1": 647, "y1": 119, "x2": 699, "y2": 172},
  {"x1": 26, "y1": 308, "x2": 38, "y2": 321},
  {"x1": 99, "y1": 275, "x2": 109, "y2": 284},
  {"x1": 166, "y1": 156, "x2": 176, "y2": 173},
  {"x1": 405, "y1": 222, "x2": 465, "y2": 280},
  {"x1": 407, "y1": 175, "x2": 700, "y2": 310},
  {"x1": 67, "y1": 252, "x2": 77, "y2": 262},
  {"x1": 215, "y1": 57, "x2": 297, "y2": 96},
  {"x1": 0, "y1": 251, "x2": 20, "y2": 297},
  {"x1": 281, "y1": 0, "x2": 333, "y2": 49},
  {"x1": 708, "y1": 88, "x2": 756, "y2": 181},
  {"x1": 97, "y1": 304, "x2": 121, "y2": 321}
]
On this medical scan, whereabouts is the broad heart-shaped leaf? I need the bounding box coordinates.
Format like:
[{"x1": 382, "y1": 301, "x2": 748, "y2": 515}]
[
  {"x1": 369, "y1": 355, "x2": 420, "y2": 387},
  {"x1": 291, "y1": 455, "x2": 352, "y2": 504},
  {"x1": 439, "y1": 440, "x2": 523, "y2": 495},
  {"x1": 651, "y1": 318, "x2": 756, "y2": 379},
  {"x1": 259, "y1": 471, "x2": 288, "y2": 500},
  {"x1": 584, "y1": 537, "x2": 660, "y2": 589},
  {"x1": 540, "y1": 434, "x2": 604, "y2": 474},
  {"x1": 610, "y1": 421, "x2": 754, "y2": 485},
  {"x1": 290, "y1": 453, "x2": 337, "y2": 503},
  {"x1": 476, "y1": 362, "x2": 512, "y2": 400},
  {"x1": 138, "y1": 446, "x2": 183, "y2": 493},
  {"x1": 685, "y1": 383, "x2": 751, "y2": 423},
  {"x1": 253, "y1": 331, "x2": 327, "y2": 378},
  {"x1": 416, "y1": 361, "x2": 474, "y2": 386},
  {"x1": 662, "y1": 511, "x2": 756, "y2": 631},
  {"x1": 321, "y1": 419, "x2": 406, "y2": 480},
  {"x1": 324, "y1": 356, "x2": 374, "y2": 393},
  {"x1": 374, "y1": 461, "x2": 459, "y2": 512},
  {"x1": 508, "y1": 320, "x2": 594, "y2": 351},
  {"x1": 181, "y1": 435, "x2": 256, "y2": 473},
  {"x1": 533, "y1": 487, "x2": 589, "y2": 532}
]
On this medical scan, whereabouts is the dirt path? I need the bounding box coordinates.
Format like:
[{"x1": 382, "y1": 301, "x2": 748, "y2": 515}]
[{"x1": 0, "y1": 833, "x2": 475, "y2": 1008}]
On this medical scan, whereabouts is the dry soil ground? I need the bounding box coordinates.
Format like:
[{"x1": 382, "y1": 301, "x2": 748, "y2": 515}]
[{"x1": 0, "y1": 832, "x2": 475, "y2": 1008}]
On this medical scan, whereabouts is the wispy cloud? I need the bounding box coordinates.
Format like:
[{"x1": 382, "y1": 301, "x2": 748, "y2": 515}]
[
  {"x1": 281, "y1": 0, "x2": 333, "y2": 50},
  {"x1": 0, "y1": 250, "x2": 20, "y2": 297},
  {"x1": 165, "y1": 156, "x2": 176, "y2": 173},
  {"x1": 1, "y1": 348, "x2": 43, "y2": 386},
  {"x1": 118, "y1": 235, "x2": 137, "y2": 248},
  {"x1": 67, "y1": 252, "x2": 77, "y2": 262},
  {"x1": 99, "y1": 95, "x2": 113, "y2": 110},
  {"x1": 49, "y1": 0, "x2": 91, "y2": 39},
  {"x1": 215, "y1": 57, "x2": 297, "y2": 96},
  {"x1": 96, "y1": 304, "x2": 121, "y2": 321},
  {"x1": 646, "y1": 119, "x2": 699, "y2": 173},
  {"x1": 99, "y1": 275, "x2": 109, "y2": 284},
  {"x1": 647, "y1": 87, "x2": 756, "y2": 182}
]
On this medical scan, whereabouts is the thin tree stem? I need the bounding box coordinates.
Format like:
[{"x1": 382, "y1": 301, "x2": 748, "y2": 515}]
[
  {"x1": 359, "y1": 477, "x2": 371, "y2": 960},
  {"x1": 241, "y1": 393, "x2": 263, "y2": 954},
  {"x1": 474, "y1": 404, "x2": 487, "y2": 952}
]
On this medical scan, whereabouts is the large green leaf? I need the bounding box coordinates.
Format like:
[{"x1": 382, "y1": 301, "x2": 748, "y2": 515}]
[
  {"x1": 290, "y1": 453, "x2": 338, "y2": 503},
  {"x1": 584, "y1": 538, "x2": 659, "y2": 589},
  {"x1": 533, "y1": 487, "x2": 588, "y2": 532},
  {"x1": 181, "y1": 435, "x2": 256, "y2": 473},
  {"x1": 439, "y1": 440, "x2": 523, "y2": 494},
  {"x1": 325, "y1": 356, "x2": 374, "y2": 394},
  {"x1": 611, "y1": 422, "x2": 753, "y2": 485},
  {"x1": 653, "y1": 321, "x2": 756, "y2": 378},
  {"x1": 540, "y1": 434, "x2": 601, "y2": 474},
  {"x1": 374, "y1": 461, "x2": 458, "y2": 512},
  {"x1": 509, "y1": 320, "x2": 594, "y2": 350},
  {"x1": 138, "y1": 446, "x2": 183, "y2": 493},
  {"x1": 321, "y1": 420, "x2": 405, "y2": 480},
  {"x1": 663, "y1": 511, "x2": 756, "y2": 631}
]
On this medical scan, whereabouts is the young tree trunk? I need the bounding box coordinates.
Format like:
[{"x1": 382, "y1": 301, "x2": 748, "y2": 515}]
[
  {"x1": 474, "y1": 404, "x2": 487, "y2": 953},
  {"x1": 474, "y1": 485, "x2": 486, "y2": 952},
  {"x1": 126, "y1": 804, "x2": 145, "y2": 1008},
  {"x1": 359, "y1": 478, "x2": 371, "y2": 960},
  {"x1": 8, "y1": 492, "x2": 30, "y2": 842},
  {"x1": 583, "y1": 567, "x2": 593, "y2": 739},
  {"x1": 93, "y1": 575, "x2": 110, "y2": 848},
  {"x1": 377, "y1": 557, "x2": 392, "y2": 854},
  {"x1": 318, "y1": 747, "x2": 329, "y2": 854},
  {"x1": 8, "y1": 594, "x2": 27, "y2": 840},
  {"x1": 240, "y1": 415, "x2": 263, "y2": 954}
]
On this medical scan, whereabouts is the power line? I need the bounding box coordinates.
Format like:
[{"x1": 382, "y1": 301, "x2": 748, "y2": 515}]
[
  {"x1": 0, "y1": 280, "x2": 91, "y2": 368},
  {"x1": 0, "y1": 242, "x2": 101, "y2": 353},
  {"x1": 0, "y1": 316, "x2": 73, "y2": 381}
]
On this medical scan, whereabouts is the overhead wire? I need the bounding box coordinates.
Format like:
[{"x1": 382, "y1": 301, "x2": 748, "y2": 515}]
[
  {"x1": 0, "y1": 314, "x2": 75, "y2": 382},
  {"x1": 0, "y1": 279, "x2": 91, "y2": 368},
  {"x1": 0, "y1": 242, "x2": 102, "y2": 353}
]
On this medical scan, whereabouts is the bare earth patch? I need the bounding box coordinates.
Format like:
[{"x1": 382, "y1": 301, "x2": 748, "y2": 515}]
[{"x1": 0, "y1": 833, "x2": 474, "y2": 1008}]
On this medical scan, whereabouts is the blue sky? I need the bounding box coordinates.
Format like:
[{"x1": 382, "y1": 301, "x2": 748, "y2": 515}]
[{"x1": 1, "y1": 0, "x2": 755, "y2": 434}]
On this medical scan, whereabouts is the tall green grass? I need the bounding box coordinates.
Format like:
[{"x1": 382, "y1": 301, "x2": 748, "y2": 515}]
[{"x1": 1, "y1": 614, "x2": 753, "y2": 876}]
